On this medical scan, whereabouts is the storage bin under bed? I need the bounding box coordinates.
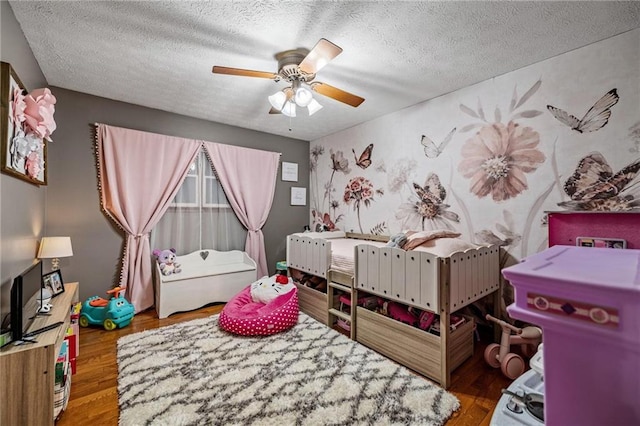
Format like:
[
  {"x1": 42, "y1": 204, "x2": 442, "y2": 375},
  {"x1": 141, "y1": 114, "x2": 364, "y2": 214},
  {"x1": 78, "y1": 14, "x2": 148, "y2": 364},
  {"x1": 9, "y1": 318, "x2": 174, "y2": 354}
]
[{"x1": 356, "y1": 308, "x2": 474, "y2": 384}]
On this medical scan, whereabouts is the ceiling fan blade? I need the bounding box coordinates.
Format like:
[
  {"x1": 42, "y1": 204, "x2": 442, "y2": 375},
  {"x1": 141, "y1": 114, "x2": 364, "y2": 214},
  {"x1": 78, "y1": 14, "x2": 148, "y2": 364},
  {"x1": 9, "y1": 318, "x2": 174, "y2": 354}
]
[
  {"x1": 312, "y1": 82, "x2": 365, "y2": 107},
  {"x1": 212, "y1": 66, "x2": 278, "y2": 79},
  {"x1": 298, "y1": 38, "x2": 343, "y2": 75},
  {"x1": 269, "y1": 107, "x2": 282, "y2": 114}
]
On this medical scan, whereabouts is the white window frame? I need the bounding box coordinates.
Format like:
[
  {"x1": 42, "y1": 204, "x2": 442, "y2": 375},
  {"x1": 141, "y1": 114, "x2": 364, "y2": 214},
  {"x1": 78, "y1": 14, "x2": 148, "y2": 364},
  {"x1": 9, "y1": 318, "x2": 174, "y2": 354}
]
[
  {"x1": 202, "y1": 162, "x2": 231, "y2": 209},
  {"x1": 170, "y1": 153, "x2": 231, "y2": 209}
]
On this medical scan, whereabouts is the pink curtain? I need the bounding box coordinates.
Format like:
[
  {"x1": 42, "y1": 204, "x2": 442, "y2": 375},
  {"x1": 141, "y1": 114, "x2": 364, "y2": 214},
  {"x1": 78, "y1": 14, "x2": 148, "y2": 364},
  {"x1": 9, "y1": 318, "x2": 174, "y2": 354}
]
[
  {"x1": 97, "y1": 124, "x2": 202, "y2": 312},
  {"x1": 203, "y1": 142, "x2": 280, "y2": 277}
]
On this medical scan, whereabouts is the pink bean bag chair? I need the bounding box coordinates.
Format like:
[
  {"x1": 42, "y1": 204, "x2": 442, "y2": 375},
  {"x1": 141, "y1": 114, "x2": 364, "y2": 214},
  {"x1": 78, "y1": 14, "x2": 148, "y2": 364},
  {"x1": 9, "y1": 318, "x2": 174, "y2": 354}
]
[{"x1": 219, "y1": 284, "x2": 299, "y2": 336}]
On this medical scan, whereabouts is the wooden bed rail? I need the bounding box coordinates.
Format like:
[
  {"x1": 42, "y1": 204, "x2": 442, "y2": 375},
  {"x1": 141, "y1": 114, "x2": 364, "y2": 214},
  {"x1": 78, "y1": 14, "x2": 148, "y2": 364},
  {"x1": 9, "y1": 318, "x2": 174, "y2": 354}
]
[
  {"x1": 286, "y1": 234, "x2": 333, "y2": 278},
  {"x1": 355, "y1": 244, "x2": 500, "y2": 313}
]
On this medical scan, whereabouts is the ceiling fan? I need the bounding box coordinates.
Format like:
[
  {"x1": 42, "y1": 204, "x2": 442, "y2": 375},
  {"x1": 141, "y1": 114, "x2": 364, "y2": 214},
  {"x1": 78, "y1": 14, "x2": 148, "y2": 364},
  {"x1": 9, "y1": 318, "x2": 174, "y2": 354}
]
[{"x1": 212, "y1": 38, "x2": 365, "y2": 117}]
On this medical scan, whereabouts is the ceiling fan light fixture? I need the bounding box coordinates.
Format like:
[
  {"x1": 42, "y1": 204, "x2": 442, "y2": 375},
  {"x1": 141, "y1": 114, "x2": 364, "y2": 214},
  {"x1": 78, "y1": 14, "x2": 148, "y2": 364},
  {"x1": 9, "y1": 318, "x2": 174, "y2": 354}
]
[
  {"x1": 294, "y1": 85, "x2": 314, "y2": 107},
  {"x1": 268, "y1": 91, "x2": 287, "y2": 111},
  {"x1": 307, "y1": 98, "x2": 323, "y2": 116},
  {"x1": 281, "y1": 100, "x2": 297, "y2": 117}
]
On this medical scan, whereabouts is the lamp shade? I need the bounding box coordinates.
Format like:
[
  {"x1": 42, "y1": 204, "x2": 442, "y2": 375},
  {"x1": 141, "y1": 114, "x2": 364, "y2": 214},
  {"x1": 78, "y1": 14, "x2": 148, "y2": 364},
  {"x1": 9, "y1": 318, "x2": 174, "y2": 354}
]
[
  {"x1": 307, "y1": 98, "x2": 323, "y2": 115},
  {"x1": 38, "y1": 237, "x2": 73, "y2": 259},
  {"x1": 281, "y1": 100, "x2": 297, "y2": 117},
  {"x1": 268, "y1": 91, "x2": 286, "y2": 111},
  {"x1": 294, "y1": 85, "x2": 313, "y2": 107}
]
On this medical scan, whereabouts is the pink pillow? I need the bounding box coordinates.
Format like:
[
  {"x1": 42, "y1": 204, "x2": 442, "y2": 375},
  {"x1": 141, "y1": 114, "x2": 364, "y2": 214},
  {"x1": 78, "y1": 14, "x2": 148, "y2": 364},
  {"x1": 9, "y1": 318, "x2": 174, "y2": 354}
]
[
  {"x1": 219, "y1": 285, "x2": 299, "y2": 336},
  {"x1": 403, "y1": 229, "x2": 461, "y2": 250}
]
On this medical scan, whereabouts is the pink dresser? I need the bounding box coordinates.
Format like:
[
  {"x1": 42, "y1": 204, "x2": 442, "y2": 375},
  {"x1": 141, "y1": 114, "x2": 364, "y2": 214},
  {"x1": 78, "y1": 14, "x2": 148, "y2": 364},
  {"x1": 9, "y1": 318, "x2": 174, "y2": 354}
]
[{"x1": 502, "y1": 245, "x2": 640, "y2": 425}]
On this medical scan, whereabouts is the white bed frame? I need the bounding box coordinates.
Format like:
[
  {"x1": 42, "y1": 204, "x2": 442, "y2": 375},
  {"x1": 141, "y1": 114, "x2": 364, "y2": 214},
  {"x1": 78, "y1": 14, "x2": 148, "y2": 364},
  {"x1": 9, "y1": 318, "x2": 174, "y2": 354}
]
[{"x1": 286, "y1": 231, "x2": 501, "y2": 388}]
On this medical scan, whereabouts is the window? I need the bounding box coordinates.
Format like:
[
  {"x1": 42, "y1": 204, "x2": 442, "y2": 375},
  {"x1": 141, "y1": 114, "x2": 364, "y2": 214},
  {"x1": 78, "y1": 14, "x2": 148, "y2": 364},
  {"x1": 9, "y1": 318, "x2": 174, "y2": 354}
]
[
  {"x1": 152, "y1": 151, "x2": 246, "y2": 255},
  {"x1": 172, "y1": 153, "x2": 229, "y2": 208}
]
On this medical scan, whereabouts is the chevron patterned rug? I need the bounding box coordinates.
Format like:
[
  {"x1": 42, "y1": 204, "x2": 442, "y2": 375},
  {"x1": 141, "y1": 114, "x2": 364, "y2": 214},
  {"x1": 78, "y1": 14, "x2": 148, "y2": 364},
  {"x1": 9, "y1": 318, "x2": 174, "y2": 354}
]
[{"x1": 117, "y1": 313, "x2": 459, "y2": 425}]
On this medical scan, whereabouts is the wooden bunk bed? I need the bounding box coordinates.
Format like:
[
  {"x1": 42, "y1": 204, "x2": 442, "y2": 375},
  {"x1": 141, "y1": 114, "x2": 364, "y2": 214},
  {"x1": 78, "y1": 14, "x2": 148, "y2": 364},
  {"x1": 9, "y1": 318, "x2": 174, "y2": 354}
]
[{"x1": 286, "y1": 230, "x2": 501, "y2": 388}]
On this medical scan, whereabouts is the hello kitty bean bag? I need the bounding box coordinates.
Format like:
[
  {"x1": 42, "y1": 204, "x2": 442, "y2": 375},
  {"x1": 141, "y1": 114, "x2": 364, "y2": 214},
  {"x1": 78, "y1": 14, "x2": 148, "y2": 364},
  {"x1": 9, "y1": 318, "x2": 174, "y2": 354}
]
[{"x1": 219, "y1": 275, "x2": 299, "y2": 336}]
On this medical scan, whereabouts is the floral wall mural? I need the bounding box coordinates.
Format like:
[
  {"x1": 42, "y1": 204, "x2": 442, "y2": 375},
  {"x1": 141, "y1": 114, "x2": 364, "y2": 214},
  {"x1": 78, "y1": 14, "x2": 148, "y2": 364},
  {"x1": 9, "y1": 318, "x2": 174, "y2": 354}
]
[{"x1": 309, "y1": 30, "x2": 639, "y2": 276}]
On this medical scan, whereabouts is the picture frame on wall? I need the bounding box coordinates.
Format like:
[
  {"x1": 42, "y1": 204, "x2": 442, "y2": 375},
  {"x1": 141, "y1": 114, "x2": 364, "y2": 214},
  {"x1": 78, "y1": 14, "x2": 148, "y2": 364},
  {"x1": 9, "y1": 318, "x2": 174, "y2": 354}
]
[
  {"x1": 281, "y1": 162, "x2": 298, "y2": 182},
  {"x1": 290, "y1": 187, "x2": 306, "y2": 206},
  {"x1": 0, "y1": 62, "x2": 48, "y2": 186},
  {"x1": 43, "y1": 270, "x2": 65, "y2": 297}
]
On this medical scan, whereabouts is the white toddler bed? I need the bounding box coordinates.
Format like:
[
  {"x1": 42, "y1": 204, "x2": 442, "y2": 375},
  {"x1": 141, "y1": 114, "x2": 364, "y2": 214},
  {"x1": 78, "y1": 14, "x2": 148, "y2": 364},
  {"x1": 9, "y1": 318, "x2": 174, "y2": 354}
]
[
  {"x1": 154, "y1": 249, "x2": 257, "y2": 319},
  {"x1": 286, "y1": 231, "x2": 386, "y2": 326},
  {"x1": 286, "y1": 231, "x2": 501, "y2": 388}
]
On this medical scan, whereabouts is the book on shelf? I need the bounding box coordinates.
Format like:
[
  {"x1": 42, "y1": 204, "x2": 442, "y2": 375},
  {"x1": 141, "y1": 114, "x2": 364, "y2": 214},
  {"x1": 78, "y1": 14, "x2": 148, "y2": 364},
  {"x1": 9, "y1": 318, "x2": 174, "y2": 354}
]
[
  {"x1": 53, "y1": 363, "x2": 71, "y2": 420},
  {"x1": 54, "y1": 342, "x2": 72, "y2": 420},
  {"x1": 55, "y1": 341, "x2": 69, "y2": 384}
]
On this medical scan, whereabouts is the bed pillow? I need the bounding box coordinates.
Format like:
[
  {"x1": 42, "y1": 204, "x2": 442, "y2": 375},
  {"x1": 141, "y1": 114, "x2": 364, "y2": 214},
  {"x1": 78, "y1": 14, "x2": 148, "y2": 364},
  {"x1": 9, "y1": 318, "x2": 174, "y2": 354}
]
[
  {"x1": 403, "y1": 229, "x2": 461, "y2": 251},
  {"x1": 416, "y1": 237, "x2": 479, "y2": 257}
]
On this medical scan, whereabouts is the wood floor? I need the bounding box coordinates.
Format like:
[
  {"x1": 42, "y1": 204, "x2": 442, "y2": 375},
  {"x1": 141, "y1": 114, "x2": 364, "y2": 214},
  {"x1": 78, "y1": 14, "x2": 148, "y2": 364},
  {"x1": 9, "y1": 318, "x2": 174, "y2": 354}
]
[{"x1": 57, "y1": 305, "x2": 512, "y2": 426}]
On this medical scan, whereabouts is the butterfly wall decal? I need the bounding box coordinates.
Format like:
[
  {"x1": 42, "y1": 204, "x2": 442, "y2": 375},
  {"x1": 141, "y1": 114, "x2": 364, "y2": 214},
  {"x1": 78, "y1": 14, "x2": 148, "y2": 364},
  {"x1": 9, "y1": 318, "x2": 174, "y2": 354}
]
[
  {"x1": 353, "y1": 144, "x2": 373, "y2": 169},
  {"x1": 421, "y1": 127, "x2": 456, "y2": 158},
  {"x1": 312, "y1": 210, "x2": 337, "y2": 232},
  {"x1": 547, "y1": 89, "x2": 619, "y2": 133},
  {"x1": 414, "y1": 173, "x2": 447, "y2": 205},
  {"x1": 558, "y1": 152, "x2": 640, "y2": 211},
  {"x1": 412, "y1": 173, "x2": 461, "y2": 223}
]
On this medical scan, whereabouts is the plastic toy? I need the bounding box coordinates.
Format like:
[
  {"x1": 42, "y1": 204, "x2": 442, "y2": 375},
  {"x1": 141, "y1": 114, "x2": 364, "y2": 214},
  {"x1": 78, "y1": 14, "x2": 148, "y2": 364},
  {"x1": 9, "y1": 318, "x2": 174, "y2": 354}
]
[
  {"x1": 417, "y1": 310, "x2": 436, "y2": 331},
  {"x1": 152, "y1": 248, "x2": 182, "y2": 276},
  {"x1": 484, "y1": 314, "x2": 542, "y2": 379},
  {"x1": 385, "y1": 301, "x2": 419, "y2": 326},
  {"x1": 79, "y1": 287, "x2": 135, "y2": 331},
  {"x1": 336, "y1": 294, "x2": 377, "y2": 332}
]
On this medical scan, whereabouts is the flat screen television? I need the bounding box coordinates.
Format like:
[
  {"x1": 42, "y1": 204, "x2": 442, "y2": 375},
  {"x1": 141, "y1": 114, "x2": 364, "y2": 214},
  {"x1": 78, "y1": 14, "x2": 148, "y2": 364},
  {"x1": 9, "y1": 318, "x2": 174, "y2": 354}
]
[{"x1": 2, "y1": 260, "x2": 43, "y2": 345}]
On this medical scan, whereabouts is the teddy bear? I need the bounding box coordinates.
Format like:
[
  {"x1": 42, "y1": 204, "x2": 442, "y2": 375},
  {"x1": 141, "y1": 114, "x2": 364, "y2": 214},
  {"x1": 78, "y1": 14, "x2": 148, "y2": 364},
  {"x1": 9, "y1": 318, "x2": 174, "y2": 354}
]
[{"x1": 152, "y1": 248, "x2": 182, "y2": 276}]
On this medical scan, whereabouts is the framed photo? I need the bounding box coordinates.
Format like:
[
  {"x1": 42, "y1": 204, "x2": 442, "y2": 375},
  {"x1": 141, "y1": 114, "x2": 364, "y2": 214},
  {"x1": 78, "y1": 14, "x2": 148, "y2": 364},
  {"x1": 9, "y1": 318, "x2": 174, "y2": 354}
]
[
  {"x1": 43, "y1": 270, "x2": 65, "y2": 298},
  {"x1": 1, "y1": 62, "x2": 47, "y2": 186}
]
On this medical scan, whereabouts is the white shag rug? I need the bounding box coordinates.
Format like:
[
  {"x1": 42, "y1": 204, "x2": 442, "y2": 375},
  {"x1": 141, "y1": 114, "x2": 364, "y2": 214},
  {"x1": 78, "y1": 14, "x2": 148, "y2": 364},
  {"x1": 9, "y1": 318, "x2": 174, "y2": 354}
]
[{"x1": 117, "y1": 313, "x2": 459, "y2": 425}]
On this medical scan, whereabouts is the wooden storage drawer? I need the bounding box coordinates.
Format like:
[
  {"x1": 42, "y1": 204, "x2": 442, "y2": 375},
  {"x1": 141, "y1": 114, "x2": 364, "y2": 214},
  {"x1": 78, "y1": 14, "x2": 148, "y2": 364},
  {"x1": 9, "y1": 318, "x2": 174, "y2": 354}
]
[
  {"x1": 356, "y1": 307, "x2": 473, "y2": 386},
  {"x1": 295, "y1": 283, "x2": 328, "y2": 325},
  {"x1": 449, "y1": 317, "x2": 474, "y2": 370}
]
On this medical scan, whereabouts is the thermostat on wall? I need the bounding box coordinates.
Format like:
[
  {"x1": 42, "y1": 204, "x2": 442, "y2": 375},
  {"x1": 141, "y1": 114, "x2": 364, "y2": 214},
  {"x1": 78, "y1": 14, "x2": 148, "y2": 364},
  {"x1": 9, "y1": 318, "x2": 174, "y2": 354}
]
[{"x1": 576, "y1": 237, "x2": 626, "y2": 249}]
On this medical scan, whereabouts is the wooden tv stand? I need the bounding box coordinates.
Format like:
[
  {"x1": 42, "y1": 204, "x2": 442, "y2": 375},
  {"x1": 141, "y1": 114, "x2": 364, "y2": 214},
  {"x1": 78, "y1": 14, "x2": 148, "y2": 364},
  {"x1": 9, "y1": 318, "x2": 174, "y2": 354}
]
[{"x1": 0, "y1": 282, "x2": 79, "y2": 425}]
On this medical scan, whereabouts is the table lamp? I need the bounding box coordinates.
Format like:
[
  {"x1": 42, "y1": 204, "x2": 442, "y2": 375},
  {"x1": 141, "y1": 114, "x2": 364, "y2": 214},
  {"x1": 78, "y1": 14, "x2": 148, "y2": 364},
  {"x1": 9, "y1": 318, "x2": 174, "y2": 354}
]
[{"x1": 37, "y1": 236, "x2": 73, "y2": 270}]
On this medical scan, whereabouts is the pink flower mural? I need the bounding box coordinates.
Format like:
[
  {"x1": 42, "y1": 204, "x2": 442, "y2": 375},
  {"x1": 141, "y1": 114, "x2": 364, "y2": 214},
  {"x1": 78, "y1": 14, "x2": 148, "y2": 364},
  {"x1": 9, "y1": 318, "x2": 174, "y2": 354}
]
[
  {"x1": 458, "y1": 121, "x2": 545, "y2": 202},
  {"x1": 310, "y1": 145, "x2": 352, "y2": 231},
  {"x1": 343, "y1": 176, "x2": 376, "y2": 233}
]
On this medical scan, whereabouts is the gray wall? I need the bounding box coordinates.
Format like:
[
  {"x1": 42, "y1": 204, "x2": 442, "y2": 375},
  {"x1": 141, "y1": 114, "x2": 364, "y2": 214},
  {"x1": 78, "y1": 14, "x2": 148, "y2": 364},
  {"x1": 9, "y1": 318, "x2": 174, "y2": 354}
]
[
  {"x1": 0, "y1": 1, "x2": 48, "y2": 326},
  {"x1": 47, "y1": 87, "x2": 309, "y2": 303}
]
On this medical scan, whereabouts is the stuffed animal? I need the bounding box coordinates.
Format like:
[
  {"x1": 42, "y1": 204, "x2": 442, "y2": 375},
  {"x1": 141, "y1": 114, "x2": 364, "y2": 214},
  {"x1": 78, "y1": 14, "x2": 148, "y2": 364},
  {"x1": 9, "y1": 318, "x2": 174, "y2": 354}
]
[
  {"x1": 250, "y1": 274, "x2": 295, "y2": 304},
  {"x1": 152, "y1": 248, "x2": 182, "y2": 276},
  {"x1": 386, "y1": 232, "x2": 407, "y2": 249}
]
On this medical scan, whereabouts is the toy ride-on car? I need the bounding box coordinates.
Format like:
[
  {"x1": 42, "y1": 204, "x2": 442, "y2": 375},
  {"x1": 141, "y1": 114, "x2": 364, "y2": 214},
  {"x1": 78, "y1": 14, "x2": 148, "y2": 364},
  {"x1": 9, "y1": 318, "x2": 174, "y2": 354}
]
[{"x1": 79, "y1": 286, "x2": 135, "y2": 330}]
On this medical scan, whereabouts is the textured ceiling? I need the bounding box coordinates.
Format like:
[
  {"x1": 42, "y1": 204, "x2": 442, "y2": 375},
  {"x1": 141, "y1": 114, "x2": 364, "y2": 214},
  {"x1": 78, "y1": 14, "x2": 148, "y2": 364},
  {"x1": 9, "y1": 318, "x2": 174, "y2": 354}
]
[{"x1": 9, "y1": 1, "x2": 640, "y2": 142}]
